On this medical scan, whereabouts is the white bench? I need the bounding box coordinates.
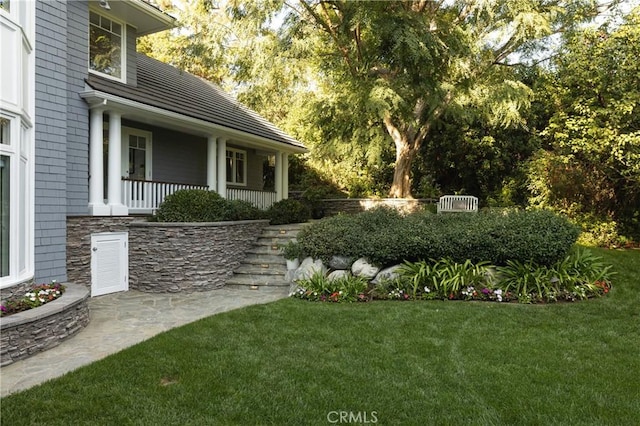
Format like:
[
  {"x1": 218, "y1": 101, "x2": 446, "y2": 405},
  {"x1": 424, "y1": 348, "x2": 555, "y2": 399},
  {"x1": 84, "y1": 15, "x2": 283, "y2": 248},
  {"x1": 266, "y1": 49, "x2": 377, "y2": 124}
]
[{"x1": 437, "y1": 195, "x2": 478, "y2": 213}]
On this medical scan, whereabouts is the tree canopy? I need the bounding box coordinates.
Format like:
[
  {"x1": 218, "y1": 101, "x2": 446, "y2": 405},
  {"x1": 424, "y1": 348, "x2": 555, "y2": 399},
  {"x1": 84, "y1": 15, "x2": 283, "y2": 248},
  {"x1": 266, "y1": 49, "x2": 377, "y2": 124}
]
[{"x1": 142, "y1": 0, "x2": 620, "y2": 197}]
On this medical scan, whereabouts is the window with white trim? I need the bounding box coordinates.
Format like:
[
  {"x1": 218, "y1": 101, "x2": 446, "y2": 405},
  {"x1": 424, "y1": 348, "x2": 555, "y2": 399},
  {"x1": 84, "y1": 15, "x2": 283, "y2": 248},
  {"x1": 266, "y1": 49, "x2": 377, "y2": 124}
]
[
  {"x1": 89, "y1": 10, "x2": 124, "y2": 80},
  {"x1": 226, "y1": 148, "x2": 246, "y2": 185},
  {"x1": 0, "y1": 116, "x2": 32, "y2": 284}
]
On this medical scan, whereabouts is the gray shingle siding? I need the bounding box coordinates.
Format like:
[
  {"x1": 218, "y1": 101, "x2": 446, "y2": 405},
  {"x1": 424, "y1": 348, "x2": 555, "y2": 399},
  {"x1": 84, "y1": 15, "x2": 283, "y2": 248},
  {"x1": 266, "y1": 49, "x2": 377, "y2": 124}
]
[
  {"x1": 126, "y1": 25, "x2": 137, "y2": 86},
  {"x1": 34, "y1": 0, "x2": 69, "y2": 282},
  {"x1": 66, "y1": 1, "x2": 90, "y2": 216}
]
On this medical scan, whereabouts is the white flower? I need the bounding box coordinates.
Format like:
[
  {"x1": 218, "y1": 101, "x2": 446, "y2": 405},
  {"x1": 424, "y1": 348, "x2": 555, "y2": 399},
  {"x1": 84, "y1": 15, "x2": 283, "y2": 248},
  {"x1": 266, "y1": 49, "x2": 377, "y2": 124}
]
[
  {"x1": 494, "y1": 289, "x2": 502, "y2": 295},
  {"x1": 424, "y1": 287, "x2": 431, "y2": 293},
  {"x1": 30, "y1": 297, "x2": 36, "y2": 302}
]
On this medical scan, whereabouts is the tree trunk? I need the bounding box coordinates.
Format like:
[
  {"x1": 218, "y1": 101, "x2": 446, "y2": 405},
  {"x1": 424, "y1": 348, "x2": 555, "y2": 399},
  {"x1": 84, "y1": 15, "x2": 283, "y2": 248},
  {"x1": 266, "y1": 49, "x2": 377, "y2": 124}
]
[{"x1": 389, "y1": 135, "x2": 420, "y2": 198}]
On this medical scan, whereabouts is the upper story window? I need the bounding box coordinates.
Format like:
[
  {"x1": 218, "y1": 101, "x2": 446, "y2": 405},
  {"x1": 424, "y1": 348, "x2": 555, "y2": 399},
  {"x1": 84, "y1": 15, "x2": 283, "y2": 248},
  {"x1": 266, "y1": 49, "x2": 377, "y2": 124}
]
[
  {"x1": 226, "y1": 148, "x2": 246, "y2": 185},
  {"x1": 89, "y1": 10, "x2": 124, "y2": 80},
  {"x1": 0, "y1": 1, "x2": 10, "y2": 13}
]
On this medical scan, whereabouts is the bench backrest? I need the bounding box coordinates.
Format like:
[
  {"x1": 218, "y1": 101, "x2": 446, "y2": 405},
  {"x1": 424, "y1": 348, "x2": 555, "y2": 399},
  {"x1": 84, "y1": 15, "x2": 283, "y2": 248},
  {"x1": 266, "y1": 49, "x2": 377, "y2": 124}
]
[{"x1": 437, "y1": 195, "x2": 478, "y2": 213}]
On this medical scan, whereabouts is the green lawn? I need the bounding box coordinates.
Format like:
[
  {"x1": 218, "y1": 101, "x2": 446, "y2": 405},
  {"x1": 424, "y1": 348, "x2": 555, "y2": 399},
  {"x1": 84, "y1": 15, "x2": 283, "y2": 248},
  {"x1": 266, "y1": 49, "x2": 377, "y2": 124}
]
[{"x1": 2, "y1": 249, "x2": 639, "y2": 425}]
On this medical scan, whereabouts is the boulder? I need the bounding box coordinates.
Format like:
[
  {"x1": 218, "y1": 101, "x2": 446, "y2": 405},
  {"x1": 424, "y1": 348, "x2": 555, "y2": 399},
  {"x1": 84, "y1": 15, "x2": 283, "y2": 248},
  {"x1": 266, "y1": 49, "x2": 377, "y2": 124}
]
[
  {"x1": 371, "y1": 265, "x2": 402, "y2": 284},
  {"x1": 327, "y1": 270, "x2": 350, "y2": 282},
  {"x1": 351, "y1": 258, "x2": 380, "y2": 279},
  {"x1": 293, "y1": 257, "x2": 327, "y2": 282},
  {"x1": 329, "y1": 255, "x2": 353, "y2": 270}
]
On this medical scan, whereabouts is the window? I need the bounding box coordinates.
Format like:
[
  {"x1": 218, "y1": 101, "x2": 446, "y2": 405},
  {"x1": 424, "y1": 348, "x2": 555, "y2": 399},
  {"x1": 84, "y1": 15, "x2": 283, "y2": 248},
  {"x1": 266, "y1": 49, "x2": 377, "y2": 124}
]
[
  {"x1": 89, "y1": 10, "x2": 123, "y2": 79},
  {"x1": 0, "y1": 0, "x2": 9, "y2": 13},
  {"x1": 226, "y1": 148, "x2": 246, "y2": 185},
  {"x1": 128, "y1": 134, "x2": 147, "y2": 180},
  {"x1": 0, "y1": 118, "x2": 9, "y2": 145},
  {"x1": 0, "y1": 155, "x2": 9, "y2": 277}
]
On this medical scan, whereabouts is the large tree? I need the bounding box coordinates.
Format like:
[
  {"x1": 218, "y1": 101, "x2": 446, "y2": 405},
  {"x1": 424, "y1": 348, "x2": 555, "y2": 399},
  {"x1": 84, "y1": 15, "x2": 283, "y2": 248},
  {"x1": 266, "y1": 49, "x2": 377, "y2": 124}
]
[{"x1": 142, "y1": 0, "x2": 619, "y2": 197}]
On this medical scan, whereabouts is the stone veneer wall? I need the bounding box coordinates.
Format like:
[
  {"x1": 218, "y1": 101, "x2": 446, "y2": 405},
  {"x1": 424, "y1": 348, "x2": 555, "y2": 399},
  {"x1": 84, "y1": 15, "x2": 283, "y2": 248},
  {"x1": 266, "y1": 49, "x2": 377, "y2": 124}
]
[
  {"x1": 0, "y1": 283, "x2": 90, "y2": 367},
  {"x1": 321, "y1": 198, "x2": 436, "y2": 216},
  {"x1": 67, "y1": 216, "x2": 140, "y2": 287},
  {"x1": 128, "y1": 220, "x2": 268, "y2": 292},
  {"x1": 0, "y1": 278, "x2": 35, "y2": 302},
  {"x1": 67, "y1": 217, "x2": 268, "y2": 293}
]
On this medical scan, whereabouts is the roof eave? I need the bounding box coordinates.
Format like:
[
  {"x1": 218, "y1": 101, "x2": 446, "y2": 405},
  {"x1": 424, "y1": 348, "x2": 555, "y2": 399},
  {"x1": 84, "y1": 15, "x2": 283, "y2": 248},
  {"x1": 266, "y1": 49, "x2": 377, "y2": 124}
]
[{"x1": 80, "y1": 89, "x2": 309, "y2": 154}]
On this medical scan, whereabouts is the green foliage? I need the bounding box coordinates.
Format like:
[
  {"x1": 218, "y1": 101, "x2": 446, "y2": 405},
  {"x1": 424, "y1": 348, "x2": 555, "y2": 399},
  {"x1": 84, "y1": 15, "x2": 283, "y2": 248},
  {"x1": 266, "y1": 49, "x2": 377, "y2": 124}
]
[
  {"x1": 279, "y1": 241, "x2": 303, "y2": 261},
  {"x1": 141, "y1": 0, "x2": 610, "y2": 198},
  {"x1": 297, "y1": 208, "x2": 579, "y2": 267},
  {"x1": 496, "y1": 248, "x2": 614, "y2": 303},
  {"x1": 155, "y1": 189, "x2": 225, "y2": 222},
  {"x1": 292, "y1": 272, "x2": 369, "y2": 303},
  {"x1": 527, "y1": 9, "x2": 640, "y2": 243},
  {"x1": 225, "y1": 200, "x2": 265, "y2": 221},
  {"x1": 155, "y1": 189, "x2": 263, "y2": 222},
  {"x1": 267, "y1": 199, "x2": 311, "y2": 225}
]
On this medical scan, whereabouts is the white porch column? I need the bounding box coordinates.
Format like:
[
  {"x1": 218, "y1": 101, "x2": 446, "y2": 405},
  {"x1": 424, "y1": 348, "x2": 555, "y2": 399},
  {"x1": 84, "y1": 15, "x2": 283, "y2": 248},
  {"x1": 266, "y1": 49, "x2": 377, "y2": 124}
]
[
  {"x1": 282, "y1": 153, "x2": 289, "y2": 200},
  {"x1": 275, "y1": 151, "x2": 283, "y2": 201},
  {"x1": 216, "y1": 138, "x2": 227, "y2": 197},
  {"x1": 207, "y1": 136, "x2": 217, "y2": 191},
  {"x1": 88, "y1": 107, "x2": 109, "y2": 215},
  {"x1": 107, "y1": 112, "x2": 128, "y2": 215}
]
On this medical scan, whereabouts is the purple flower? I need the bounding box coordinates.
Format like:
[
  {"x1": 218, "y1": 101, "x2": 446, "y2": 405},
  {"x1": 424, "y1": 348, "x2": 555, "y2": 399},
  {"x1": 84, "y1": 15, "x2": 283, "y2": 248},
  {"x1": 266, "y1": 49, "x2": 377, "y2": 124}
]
[
  {"x1": 482, "y1": 288, "x2": 491, "y2": 295},
  {"x1": 0, "y1": 305, "x2": 5, "y2": 312}
]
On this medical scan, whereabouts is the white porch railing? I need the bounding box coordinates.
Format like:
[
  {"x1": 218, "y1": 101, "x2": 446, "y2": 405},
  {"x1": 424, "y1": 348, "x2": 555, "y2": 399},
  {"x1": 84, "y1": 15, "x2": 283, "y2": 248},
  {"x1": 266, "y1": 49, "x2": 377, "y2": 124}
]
[
  {"x1": 122, "y1": 178, "x2": 208, "y2": 213},
  {"x1": 227, "y1": 188, "x2": 278, "y2": 210},
  {"x1": 122, "y1": 179, "x2": 279, "y2": 213}
]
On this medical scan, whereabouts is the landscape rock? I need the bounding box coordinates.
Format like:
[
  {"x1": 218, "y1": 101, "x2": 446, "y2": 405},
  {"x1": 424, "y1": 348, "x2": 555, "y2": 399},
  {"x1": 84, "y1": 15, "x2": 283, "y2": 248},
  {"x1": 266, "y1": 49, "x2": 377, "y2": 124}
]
[
  {"x1": 293, "y1": 257, "x2": 327, "y2": 281},
  {"x1": 371, "y1": 265, "x2": 402, "y2": 284},
  {"x1": 329, "y1": 255, "x2": 353, "y2": 270},
  {"x1": 351, "y1": 258, "x2": 380, "y2": 279},
  {"x1": 327, "y1": 270, "x2": 350, "y2": 281}
]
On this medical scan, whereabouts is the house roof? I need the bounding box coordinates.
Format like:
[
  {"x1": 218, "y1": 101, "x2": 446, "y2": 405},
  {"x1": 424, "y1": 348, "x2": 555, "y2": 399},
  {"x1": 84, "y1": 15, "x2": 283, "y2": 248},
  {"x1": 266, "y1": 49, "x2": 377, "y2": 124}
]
[{"x1": 85, "y1": 54, "x2": 306, "y2": 151}]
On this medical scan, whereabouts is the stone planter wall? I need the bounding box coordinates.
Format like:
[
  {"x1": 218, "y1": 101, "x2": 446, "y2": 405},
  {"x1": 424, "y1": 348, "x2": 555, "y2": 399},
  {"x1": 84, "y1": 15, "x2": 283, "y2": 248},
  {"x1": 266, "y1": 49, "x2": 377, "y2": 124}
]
[
  {"x1": 0, "y1": 277, "x2": 35, "y2": 302},
  {"x1": 0, "y1": 283, "x2": 90, "y2": 367},
  {"x1": 321, "y1": 198, "x2": 436, "y2": 216},
  {"x1": 128, "y1": 220, "x2": 269, "y2": 293}
]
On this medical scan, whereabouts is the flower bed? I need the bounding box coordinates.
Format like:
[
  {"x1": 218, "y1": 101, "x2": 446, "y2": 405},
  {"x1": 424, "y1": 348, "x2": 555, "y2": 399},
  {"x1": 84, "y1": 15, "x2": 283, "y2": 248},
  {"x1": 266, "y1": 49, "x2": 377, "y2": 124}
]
[
  {"x1": 290, "y1": 248, "x2": 613, "y2": 304},
  {"x1": 0, "y1": 283, "x2": 89, "y2": 367},
  {"x1": 1, "y1": 281, "x2": 66, "y2": 317}
]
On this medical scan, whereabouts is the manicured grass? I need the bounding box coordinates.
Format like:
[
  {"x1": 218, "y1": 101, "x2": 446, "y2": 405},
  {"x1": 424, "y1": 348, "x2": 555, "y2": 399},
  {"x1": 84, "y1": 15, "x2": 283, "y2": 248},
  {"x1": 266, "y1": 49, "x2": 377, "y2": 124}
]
[{"x1": 2, "y1": 249, "x2": 639, "y2": 425}]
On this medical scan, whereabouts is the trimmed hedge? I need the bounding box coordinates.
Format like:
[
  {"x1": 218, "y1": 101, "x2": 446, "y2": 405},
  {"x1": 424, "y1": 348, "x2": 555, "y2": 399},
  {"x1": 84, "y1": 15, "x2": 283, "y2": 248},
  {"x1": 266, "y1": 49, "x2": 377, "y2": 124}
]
[
  {"x1": 296, "y1": 208, "x2": 580, "y2": 267},
  {"x1": 267, "y1": 199, "x2": 311, "y2": 225},
  {"x1": 155, "y1": 189, "x2": 264, "y2": 222}
]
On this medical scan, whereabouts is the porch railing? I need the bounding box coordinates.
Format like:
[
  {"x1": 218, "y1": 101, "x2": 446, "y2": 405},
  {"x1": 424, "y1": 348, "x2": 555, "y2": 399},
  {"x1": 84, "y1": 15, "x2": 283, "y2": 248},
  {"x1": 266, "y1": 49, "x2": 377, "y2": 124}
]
[
  {"x1": 227, "y1": 188, "x2": 278, "y2": 210},
  {"x1": 122, "y1": 178, "x2": 279, "y2": 213},
  {"x1": 122, "y1": 178, "x2": 208, "y2": 213}
]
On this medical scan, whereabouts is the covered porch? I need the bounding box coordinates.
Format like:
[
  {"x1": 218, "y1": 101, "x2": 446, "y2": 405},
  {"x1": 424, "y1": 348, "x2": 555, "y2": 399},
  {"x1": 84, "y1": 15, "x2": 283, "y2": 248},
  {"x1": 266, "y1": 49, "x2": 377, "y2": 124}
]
[{"x1": 80, "y1": 54, "x2": 306, "y2": 217}]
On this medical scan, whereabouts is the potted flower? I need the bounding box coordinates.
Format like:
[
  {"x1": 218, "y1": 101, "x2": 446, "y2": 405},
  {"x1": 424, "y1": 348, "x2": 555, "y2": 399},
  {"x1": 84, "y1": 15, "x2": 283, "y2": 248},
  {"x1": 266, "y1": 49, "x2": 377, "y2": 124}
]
[{"x1": 280, "y1": 241, "x2": 303, "y2": 270}]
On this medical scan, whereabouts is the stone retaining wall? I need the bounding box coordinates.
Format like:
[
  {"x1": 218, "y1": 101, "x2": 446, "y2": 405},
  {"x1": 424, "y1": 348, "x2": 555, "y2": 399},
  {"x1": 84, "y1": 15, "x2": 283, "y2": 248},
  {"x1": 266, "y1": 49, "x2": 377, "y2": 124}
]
[
  {"x1": 321, "y1": 198, "x2": 436, "y2": 216},
  {"x1": 128, "y1": 220, "x2": 268, "y2": 293},
  {"x1": 0, "y1": 283, "x2": 90, "y2": 367},
  {"x1": 67, "y1": 217, "x2": 268, "y2": 293},
  {"x1": 67, "y1": 216, "x2": 140, "y2": 287}
]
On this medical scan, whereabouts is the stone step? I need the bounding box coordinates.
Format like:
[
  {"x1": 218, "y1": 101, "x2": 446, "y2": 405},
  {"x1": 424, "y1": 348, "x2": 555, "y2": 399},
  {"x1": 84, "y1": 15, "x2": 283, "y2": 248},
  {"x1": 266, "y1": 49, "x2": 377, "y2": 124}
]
[
  {"x1": 233, "y1": 264, "x2": 286, "y2": 275},
  {"x1": 225, "y1": 274, "x2": 290, "y2": 288},
  {"x1": 254, "y1": 237, "x2": 298, "y2": 246},
  {"x1": 261, "y1": 229, "x2": 303, "y2": 238},
  {"x1": 242, "y1": 254, "x2": 287, "y2": 265},
  {"x1": 246, "y1": 245, "x2": 283, "y2": 255}
]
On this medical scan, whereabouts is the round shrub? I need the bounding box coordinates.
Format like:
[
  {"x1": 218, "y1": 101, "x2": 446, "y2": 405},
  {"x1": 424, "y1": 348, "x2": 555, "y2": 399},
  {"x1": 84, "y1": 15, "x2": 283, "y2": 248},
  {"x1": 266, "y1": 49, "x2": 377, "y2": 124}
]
[
  {"x1": 225, "y1": 200, "x2": 265, "y2": 221},
  {"x1": 267, "y1": 199, "x2": 311, "y2": 225},
  {"x1": 155, "y1": 189, "x2": 225, "y2": 222},
  {"x1": 155, "y1": 189, "x2": 267, "y2": 222}
]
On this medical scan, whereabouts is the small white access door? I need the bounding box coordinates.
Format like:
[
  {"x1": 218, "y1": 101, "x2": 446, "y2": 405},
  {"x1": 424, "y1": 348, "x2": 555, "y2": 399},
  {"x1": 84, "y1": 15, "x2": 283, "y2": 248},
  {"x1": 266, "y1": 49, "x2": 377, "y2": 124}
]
[{"x1": 91, "y1": 232, "x2": 129, "y2": 297}]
